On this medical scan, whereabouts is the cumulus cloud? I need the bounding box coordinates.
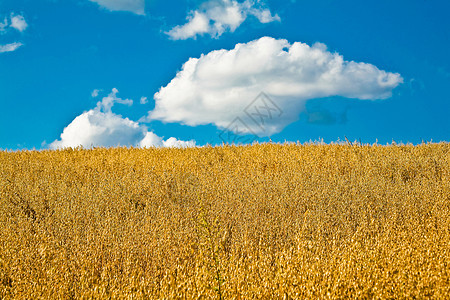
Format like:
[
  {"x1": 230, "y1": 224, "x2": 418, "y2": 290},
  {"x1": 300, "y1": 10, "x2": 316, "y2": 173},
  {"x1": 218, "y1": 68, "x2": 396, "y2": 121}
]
[
  {"x1": 50, "y1": 89, "x2": 195, "y2": 149},
  {"x1": 10, "y1": 14, "x2": 28, "y2": 32},
  {"x1": 50, "y1": 108, "x2": 145, "y2": 149},
  {"x1": 147, "y1": 37, "x2": 403, "y2": 136},
  {"x1": 0, "y1": 13, "x2": 27, "y2": 53},
  {"x1": 88, "y1": 0, "x2": 145, "y2": 15},
  {"x1": 0, "y1": 42, "x2": 23, "y2": 53},
  {"x1": 167, "y1": 0, "x2": 280, "y2": 40},
  {"x1": 140, "y1": 96, "x2": 148, "y2": 104}
]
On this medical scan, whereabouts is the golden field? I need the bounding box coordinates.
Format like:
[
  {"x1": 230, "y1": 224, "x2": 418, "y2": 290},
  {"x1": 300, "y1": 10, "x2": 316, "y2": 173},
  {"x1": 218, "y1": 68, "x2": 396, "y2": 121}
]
[{"x1": 0, "y1": 143, "x2": 449, "y2": 299}]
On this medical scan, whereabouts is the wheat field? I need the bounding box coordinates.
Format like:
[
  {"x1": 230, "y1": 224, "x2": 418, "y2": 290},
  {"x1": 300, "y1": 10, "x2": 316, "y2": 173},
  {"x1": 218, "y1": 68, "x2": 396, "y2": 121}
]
[{"x1": 0, "y1": 143, "x2": 449, "y2": 299}]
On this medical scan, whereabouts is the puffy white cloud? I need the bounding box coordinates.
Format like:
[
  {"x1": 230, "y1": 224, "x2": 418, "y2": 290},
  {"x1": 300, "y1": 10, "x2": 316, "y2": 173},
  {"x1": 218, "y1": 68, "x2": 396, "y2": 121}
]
[
  {"x1": 167, "y1": 0, "x2": 280, "y2": 40},
  {"x1": 88, "y1": 0, "x2": 145, "y2": 15},
  {"x1": 139, "y1": 131, "x2": 163, "y2": 148},
  {"x1": 0, "y1": 42, "x2": 23, "y2": 53},
  {"x1": 50, "y1": 109, "x2": 145, "y2": 149},
  {"x1": 10, "y1": 14, "x2": 28, "y2": 32},
  {"x1": 148, "y1": 37, "x2": 403, "y2": 136},
  {"x1": 140, "y1": 96, "x2": 148, "y2": 104},
  {"x1": 50, "y1": 89, "x2": 195, "y2": 149}
]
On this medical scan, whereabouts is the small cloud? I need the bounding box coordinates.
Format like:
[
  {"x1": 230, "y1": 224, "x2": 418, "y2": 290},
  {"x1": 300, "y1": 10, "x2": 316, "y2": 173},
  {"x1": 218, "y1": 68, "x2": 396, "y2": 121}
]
[
  {"x1": 162, "y1": 137, "x2": 196, "y2": 148},
  {"x1": 0, "y1": 18, "x2": 8, "y2": 32},
  {"x1": 167, "y1": 0, "x2": 280, "y2": 40},
  {"x1": 0, "y1": 13, "x2": 28, "y2": 54},
  {"x1": 139, "y1": 133, "x2": 196, "y2": 148},
  {"x1": 168, "y1": 11, "x2": 211, "y2": 40},
  {"x1": 147, "y1": 37, "x2": 403, "y2": 136},
  {"x1": 0, "y1": 42, "x2": 23, "y2": 53},
  {"x1": 88, "y1": 0, "x2": 145, "y2": 15},
  {"x1": 91, "y1": 89, "x2": 101, "y2": 98},
  {"x1": 139, "y1": 131, "x2": 163, "y2": 147},
  {"x1": 96, "y1": 88, "x2": 133, "y2": 113},
  {"x1": 10, "y1": 14, "x2": 28, "y2": 32},
  {"x1": 50, "y1": 88, "x2": 195, "y2": 149},
  {"x1": 248, "y1": 5, "x2": 280, "y2": 23},
  {"x1": 50, "y1": 109, "x2": 145, "y2": 149},
  {"x1": 140, "y1": 96, "x2": 148, "y2": 104}
]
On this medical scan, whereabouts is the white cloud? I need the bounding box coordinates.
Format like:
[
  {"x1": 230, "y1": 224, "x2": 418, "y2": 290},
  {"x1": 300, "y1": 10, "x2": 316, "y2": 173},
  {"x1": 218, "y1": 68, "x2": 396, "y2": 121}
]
[
  {"x1": 162, "y1": 137, "x2": 196, "y2": 148},
  {"x1": 167, "y1": 0, "x2": 280, "y2": 40},
  {"x1": 50, "y1": 89, "x2": 195, "y2": 149},
  {"x1": 249, "y1": 5, "x2": 279, "y2": 23},
  {"x1": 91, "y1": 89, "x2": 101, "y2": 98},
  {"x1": 139, "y1": 133, "x2": 196, "y2": 148},
  {"x1": 139, "y1": 131, "x2": 163, "y2": 148},
  {"x1": 88, "y1": 0, "x2": 145, "y2": 15},
  {"x1": 10, "y1": 14, "x2": 28, "y2": 32},
  {"x1": 0, "y1": 18, "x2": 8, "y2": 32},
  {"x1": 147, "y1": 37, "x2": 403, "y2": 136},
  {"x1": 0, "y1": 14, "x2": 27, "y2": 54},
  {"x1": 0, "y1": 42, "x2": 23, "y2": 53},
  {"x1": 140, "y1": 96, "x2": 148, "y2": 104},
  {"x1": 50, "y1": 109, "x2": 145, "y2": 149},
  {"x1": 0, "y1": 14, "x2": 28, "y2": 33},
  {"x1": 169, "y1": 11, "x2": 211, "y2": 40},
  {"x1": 96, "y1": 87, "x2": 133, "y2": 112}
]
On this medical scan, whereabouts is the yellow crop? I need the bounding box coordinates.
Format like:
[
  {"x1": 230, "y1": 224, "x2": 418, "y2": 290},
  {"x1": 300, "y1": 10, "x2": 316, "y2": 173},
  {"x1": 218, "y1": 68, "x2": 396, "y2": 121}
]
[{"x1": 1, "y1": 143, "x2": 449, "y2": 299}]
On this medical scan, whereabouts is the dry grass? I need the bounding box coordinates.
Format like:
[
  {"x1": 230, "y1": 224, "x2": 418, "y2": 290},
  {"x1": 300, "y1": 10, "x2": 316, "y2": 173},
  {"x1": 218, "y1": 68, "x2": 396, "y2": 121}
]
[{"x1": 0, "y1": 143, "x2": 449, "y2": 299}]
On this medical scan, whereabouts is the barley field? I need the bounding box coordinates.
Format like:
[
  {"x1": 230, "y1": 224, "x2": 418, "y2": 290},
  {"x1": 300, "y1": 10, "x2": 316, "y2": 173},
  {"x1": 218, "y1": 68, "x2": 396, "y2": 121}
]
[{"x1": 0, "y1": 143, "x2": 449, "y2": 299}]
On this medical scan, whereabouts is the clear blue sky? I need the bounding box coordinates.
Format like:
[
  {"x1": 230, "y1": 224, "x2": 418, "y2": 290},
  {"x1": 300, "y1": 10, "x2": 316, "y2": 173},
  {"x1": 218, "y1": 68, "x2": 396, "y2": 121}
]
[{"x1": 1, "y1": 0, "x2": 449, "y2": 150}]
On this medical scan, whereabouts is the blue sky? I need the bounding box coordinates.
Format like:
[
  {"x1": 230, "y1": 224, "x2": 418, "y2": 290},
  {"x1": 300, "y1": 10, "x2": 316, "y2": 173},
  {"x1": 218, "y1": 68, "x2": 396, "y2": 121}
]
[{"x1": 0, "y1": 0, "x2": 449, "y2": 149}]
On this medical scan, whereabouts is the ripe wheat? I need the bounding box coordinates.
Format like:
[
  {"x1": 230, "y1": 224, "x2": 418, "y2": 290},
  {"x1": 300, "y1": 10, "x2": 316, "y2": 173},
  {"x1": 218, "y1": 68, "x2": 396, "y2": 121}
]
[{"x1": 0, "y1": 143, "x2": 449, "y2": 298}]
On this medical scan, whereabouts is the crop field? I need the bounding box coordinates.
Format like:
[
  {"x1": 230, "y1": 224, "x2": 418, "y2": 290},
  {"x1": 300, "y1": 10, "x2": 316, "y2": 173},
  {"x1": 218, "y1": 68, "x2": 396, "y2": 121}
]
[{"x1": 0, "y1": 143, "x2": 449, "y2": 299}]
